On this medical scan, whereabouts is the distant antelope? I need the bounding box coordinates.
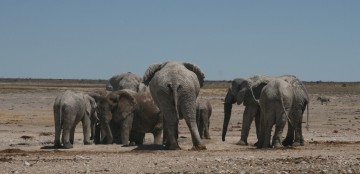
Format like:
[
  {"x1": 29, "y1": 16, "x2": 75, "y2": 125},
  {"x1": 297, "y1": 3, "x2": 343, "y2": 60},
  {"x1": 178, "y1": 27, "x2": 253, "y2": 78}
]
[{"x1": 317, "y1": 96, "x2": 330, "y2": 105}]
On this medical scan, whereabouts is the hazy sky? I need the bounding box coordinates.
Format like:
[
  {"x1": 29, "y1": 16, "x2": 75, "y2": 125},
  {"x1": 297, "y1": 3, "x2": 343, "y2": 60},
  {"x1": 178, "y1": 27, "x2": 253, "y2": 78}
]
[{"x1": 1, "y1": 1, "x2": 359, "y2": 81}]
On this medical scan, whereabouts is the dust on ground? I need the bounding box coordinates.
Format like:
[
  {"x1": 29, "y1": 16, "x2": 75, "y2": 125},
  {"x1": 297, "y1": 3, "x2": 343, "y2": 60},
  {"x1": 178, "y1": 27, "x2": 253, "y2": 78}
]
[{"x1": 0, "y1": 80, "x2": 360, "y2": 174}]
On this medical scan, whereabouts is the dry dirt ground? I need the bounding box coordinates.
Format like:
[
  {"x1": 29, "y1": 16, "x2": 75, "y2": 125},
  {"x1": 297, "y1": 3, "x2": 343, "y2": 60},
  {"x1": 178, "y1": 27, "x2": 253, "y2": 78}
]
[{"x1": 0, "y1": 80, "x2": 360, "y2": 174}]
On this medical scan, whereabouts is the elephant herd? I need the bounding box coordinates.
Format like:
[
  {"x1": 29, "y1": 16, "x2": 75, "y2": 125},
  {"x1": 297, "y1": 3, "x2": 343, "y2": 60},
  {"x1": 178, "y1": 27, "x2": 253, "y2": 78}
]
[{"x1": 53, "y1": 60, "x2": 309, "y2": 150}]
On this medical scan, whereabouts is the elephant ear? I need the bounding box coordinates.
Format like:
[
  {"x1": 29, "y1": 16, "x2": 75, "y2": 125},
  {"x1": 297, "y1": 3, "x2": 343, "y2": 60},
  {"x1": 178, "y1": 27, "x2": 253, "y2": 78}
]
[
  {"x1": 250, "y1": 78, "x2": 271, "y2": 100},
  {"x1": 224, "y1": 88, "x2": 235, "y2": 104},
  {"x1": 109, "y1": 90, "x2": 138, "y2": 110},
  {"x1": 143, "y1": 63, "x2": 164, "y2": 86},
  {"x1": 84, "y1": 94, "x2": 97, "y2": 116},
  {"x1": 183, "y1": 62, "x2": 205, "y2": 87}
]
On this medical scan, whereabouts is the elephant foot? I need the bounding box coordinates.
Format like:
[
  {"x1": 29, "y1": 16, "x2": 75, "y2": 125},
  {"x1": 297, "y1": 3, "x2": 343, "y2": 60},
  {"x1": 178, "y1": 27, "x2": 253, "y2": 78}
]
[
  {"x1": 54, "y1": 143, "x2": 62, "y2": 149},
  {"x1": 253, "y1": 141, "x2": 258, "y2": 147},
  {"x1": 273, "y1": 142, "x2": 283, "y2": 148},
  {"x1": 292, "y1": 142, "x2": 304, "y2": 146},
  {"x1": 129, "y1": 142, "x2": 136, "y2": 146},
  {"x1": 63, "y1": 143, "x2": 73, "y2": 149},
  {"x1": 191, "y1": 144, "x2": 206, "y2": 151},
  {"x1": 282, "y1": 138, "x2": 293, "y2": 146},
  {"x1": 84, "y1": 141, "x2": 92, "y2": 145},
  {"x1": 236, "y1": 140, "x2": 248, "y2": 146},
  {"x1": 164, "y1": 144, "x2": 181, "y2": 150}
]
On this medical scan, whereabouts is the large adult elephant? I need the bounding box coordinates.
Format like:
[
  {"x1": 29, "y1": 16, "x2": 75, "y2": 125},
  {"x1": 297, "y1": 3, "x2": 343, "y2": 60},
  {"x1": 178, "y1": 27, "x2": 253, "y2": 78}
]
[
  {"x1": 92, "y1": 89, "x2": 163, "y2": 145},
  {"x1": 222, "y1": 75, "x2": 309, "y2": 146},
  {"x1": 105, "y1": 72, "x2": 146, "y2": 92},
  {"x1": 196, "y1": 98, "x2": 212, "y2": 139},
  {"x1": 143, "y1": 61, "x2": 206, "y2": 150},
  {"x1": 53, "y1": 90, "x2": 97, "y2": 149},
  {"x1": 256, "y1": 78, "x2": 309, "y2": 148}
]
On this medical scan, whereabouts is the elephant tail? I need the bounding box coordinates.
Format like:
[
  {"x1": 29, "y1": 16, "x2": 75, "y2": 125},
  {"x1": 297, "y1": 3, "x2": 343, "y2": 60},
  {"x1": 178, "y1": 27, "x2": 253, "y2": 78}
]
[
  {"x1": 306, "y1": 101, "x2": 310, "y2": 130},
  {"x1": 279, "y1": 90, "x2": 293, "y2": 127},
  {"x1": 168, "y1": 83, "x2": 180, "y2": 122}
]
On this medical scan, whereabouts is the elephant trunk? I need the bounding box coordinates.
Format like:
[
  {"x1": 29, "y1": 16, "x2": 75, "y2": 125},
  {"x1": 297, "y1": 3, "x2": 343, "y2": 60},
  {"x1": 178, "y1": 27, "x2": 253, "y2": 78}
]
[
  {"x1": 101, "y1": 122, "x2": 113, "y2": 144},
  {"x1": 222, "y1": 102, "x2": 233, "y2": 141}
]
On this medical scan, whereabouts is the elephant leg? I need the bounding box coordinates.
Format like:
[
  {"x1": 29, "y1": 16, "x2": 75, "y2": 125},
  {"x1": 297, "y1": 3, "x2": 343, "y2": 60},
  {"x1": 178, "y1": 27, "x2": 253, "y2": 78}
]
[
  {"x1": 260, "y1": 108, "x2": 275, "y2": 148},
  {"x1": 119, "y1": 114, "x2": 133, "y2": 146},
  {"x1": 272, "y1": 114, "x2": 286, "y2": 148},
  {"x1": 129, "y1": 131, "x2": 145, "y2": 145},
  {"x1": 238, "y1": 106, "x2": 256, "y2": 146},
  {"x1": 164, "y1": 121, "x2": 180, "y2": 150},
  {"x1": 198, "y1": 111, "x2": 205, "y2": 139},
  {"x1": 256, "y1": 110, "x2": 265, "y2": 148},
  {"x1": 111, "y1": 122, "x2": 121, "y2": 144},
  {"x1": 54, "y1": 108, "x2": 62, "y2": 148},
  {"x1": 182, "y1": 106, "x2": 206, "y2": 150},
  {"x1": 283, "y1": 121, "x2": 294, "y2": 146},
  {"x1": 254, "y1": 106, "x2": 261, "y2": 146},
  {"x1": 153, "y1": 129, "x2": 163, "y2": 145},
  {"x1": 62, "y1": 124, "x2": 73, "y2": 149},
  {"x1": 82, "y1": 117, "x2": 92, "y2": 145},
  {"x1": 204, "y1": 118, "x2": 211, "y2": 139},
  {"x1": 293, "y1": 109, "x2": 305, "y2": 146},
  {"x1": 94, "y1": 123, "x2": 101, "y2": 144},
  {"x1": 70, "y1": 126, "x2": 75, "y2": 145},
  {"x1": 54, "y1": 123, "x2": 62, "y2": 148}
]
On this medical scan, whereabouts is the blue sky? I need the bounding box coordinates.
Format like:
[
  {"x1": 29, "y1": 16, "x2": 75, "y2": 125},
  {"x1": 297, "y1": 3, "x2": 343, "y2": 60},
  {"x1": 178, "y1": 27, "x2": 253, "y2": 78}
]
[{"x1": 1, "y1": 1, "x2": 359, "y2": 81}]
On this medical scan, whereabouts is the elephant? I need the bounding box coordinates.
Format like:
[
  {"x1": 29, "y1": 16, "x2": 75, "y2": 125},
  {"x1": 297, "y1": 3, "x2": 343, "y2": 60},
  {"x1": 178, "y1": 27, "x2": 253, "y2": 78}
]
[
  {"x1": 53, "y1": 90, "x2": 97, "y2": 149},
  {"x1": 222, "y1": 75, "x2": 272, "y2": 145},
  {"x1": 143, "y1": 60, "x2": 206, "y2": 150},
  {"x1": 222, "y1": 75, "x2": 309, "y2": 146},
  {"x1": 196, "y1": 98, "x2": 212, "y2": 139},
  {"x1": 92, "y1": 89, "x2": 163, "y2": 146},
  {"x1": 256, "y1": 78, "x2": 309, "y2": 148},
  {"x1": 105, "y1": 72, "x2": 146, "y2": 92}
]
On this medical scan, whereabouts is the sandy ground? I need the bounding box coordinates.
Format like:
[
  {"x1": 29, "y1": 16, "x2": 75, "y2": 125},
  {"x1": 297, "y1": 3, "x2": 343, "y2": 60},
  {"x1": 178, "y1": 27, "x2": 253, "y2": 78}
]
[{"x1": 0, "y1": 81, "x2": 360, "y2": 174}]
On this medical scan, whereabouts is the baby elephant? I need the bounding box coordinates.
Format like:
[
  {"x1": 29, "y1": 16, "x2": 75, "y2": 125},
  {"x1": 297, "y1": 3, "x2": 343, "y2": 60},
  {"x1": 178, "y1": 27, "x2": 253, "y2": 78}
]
[
  {"x1": 317, "y1": 96, "x2": 330, "y2": 105},
  {"x1": 53, "y1": 90, "x2": 97, "y2": 149},
  {"x1": 196, "y1": 98, "x2": 212, "y2": 139}
]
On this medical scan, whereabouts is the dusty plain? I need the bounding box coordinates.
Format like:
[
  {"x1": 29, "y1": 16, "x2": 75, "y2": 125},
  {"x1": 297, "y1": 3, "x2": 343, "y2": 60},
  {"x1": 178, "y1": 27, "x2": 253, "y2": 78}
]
[{"x1": 0, "y1": 79, "x2": 360, "y2": 174}]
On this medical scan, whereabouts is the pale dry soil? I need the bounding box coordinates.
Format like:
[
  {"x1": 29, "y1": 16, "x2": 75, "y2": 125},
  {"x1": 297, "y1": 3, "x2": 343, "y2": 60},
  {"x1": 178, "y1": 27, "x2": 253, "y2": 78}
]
[{"x1": 0, "y1": 83, "x2": 360, "y2": 174}]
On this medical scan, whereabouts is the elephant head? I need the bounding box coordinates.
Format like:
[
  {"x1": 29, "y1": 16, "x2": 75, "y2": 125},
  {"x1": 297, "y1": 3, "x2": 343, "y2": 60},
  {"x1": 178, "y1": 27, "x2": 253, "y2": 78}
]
[
  {"x1": 93, "y1": 90, "x2": 138, "y2": 145},
  {"x1": 222, "y1": 76, "x2": 270, "y2": 142},
  {"x1": 106, "y1": 72, "x2": 143, "y2": 92}
]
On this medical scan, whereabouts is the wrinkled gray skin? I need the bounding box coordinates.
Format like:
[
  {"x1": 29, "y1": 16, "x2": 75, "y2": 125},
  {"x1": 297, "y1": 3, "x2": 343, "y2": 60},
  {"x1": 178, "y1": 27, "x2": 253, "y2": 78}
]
[
  {"x1": 257, "y1": 78, "x2": 309, "y2": 148},
  {"x1": 222, "y1": 75, "x2": 272, "y2": 145},
  {"x1": 143, "y1": 61, "x2": 206, "y2": 150},
  {"x1": 105, "y1": 72, "x2": 146, "y2": 92},
  {"x1": 196, "y1": 98, "x2": 212, "y2": 139},
  {"x1": 222, "y1": 75, "x2": 309, "y2": 146},
  {"x1": 92, "y1": 89, "x2": 163, "y2": 146},
  {"x1": 53, "y1": 90, "x2": 97, "y2": 149}
]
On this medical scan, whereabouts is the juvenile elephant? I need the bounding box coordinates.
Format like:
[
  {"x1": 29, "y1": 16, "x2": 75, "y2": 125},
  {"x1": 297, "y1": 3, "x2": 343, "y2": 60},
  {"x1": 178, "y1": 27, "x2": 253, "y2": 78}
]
[
  {"x1": 143, "y1": 61, "x2": 206, "y2": 150},
  {"x1": 257, "y1": 78, "x2": 309, "y2": 148},
  {"x1": 196, "y1": 98, "x2": 212, "y2": 139},
  {"x1": 93, "y1": 89, "x2": 163, "y2": 145},
  {"x1": 105, "y1": 72, "x2": 146, "y2": 92},
  {"x1": 222, "y1": 75, "x2": 272, "y2": 145},
  {"x1": 53, "y1": 90, "x2": 97, "y2": 149}
]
